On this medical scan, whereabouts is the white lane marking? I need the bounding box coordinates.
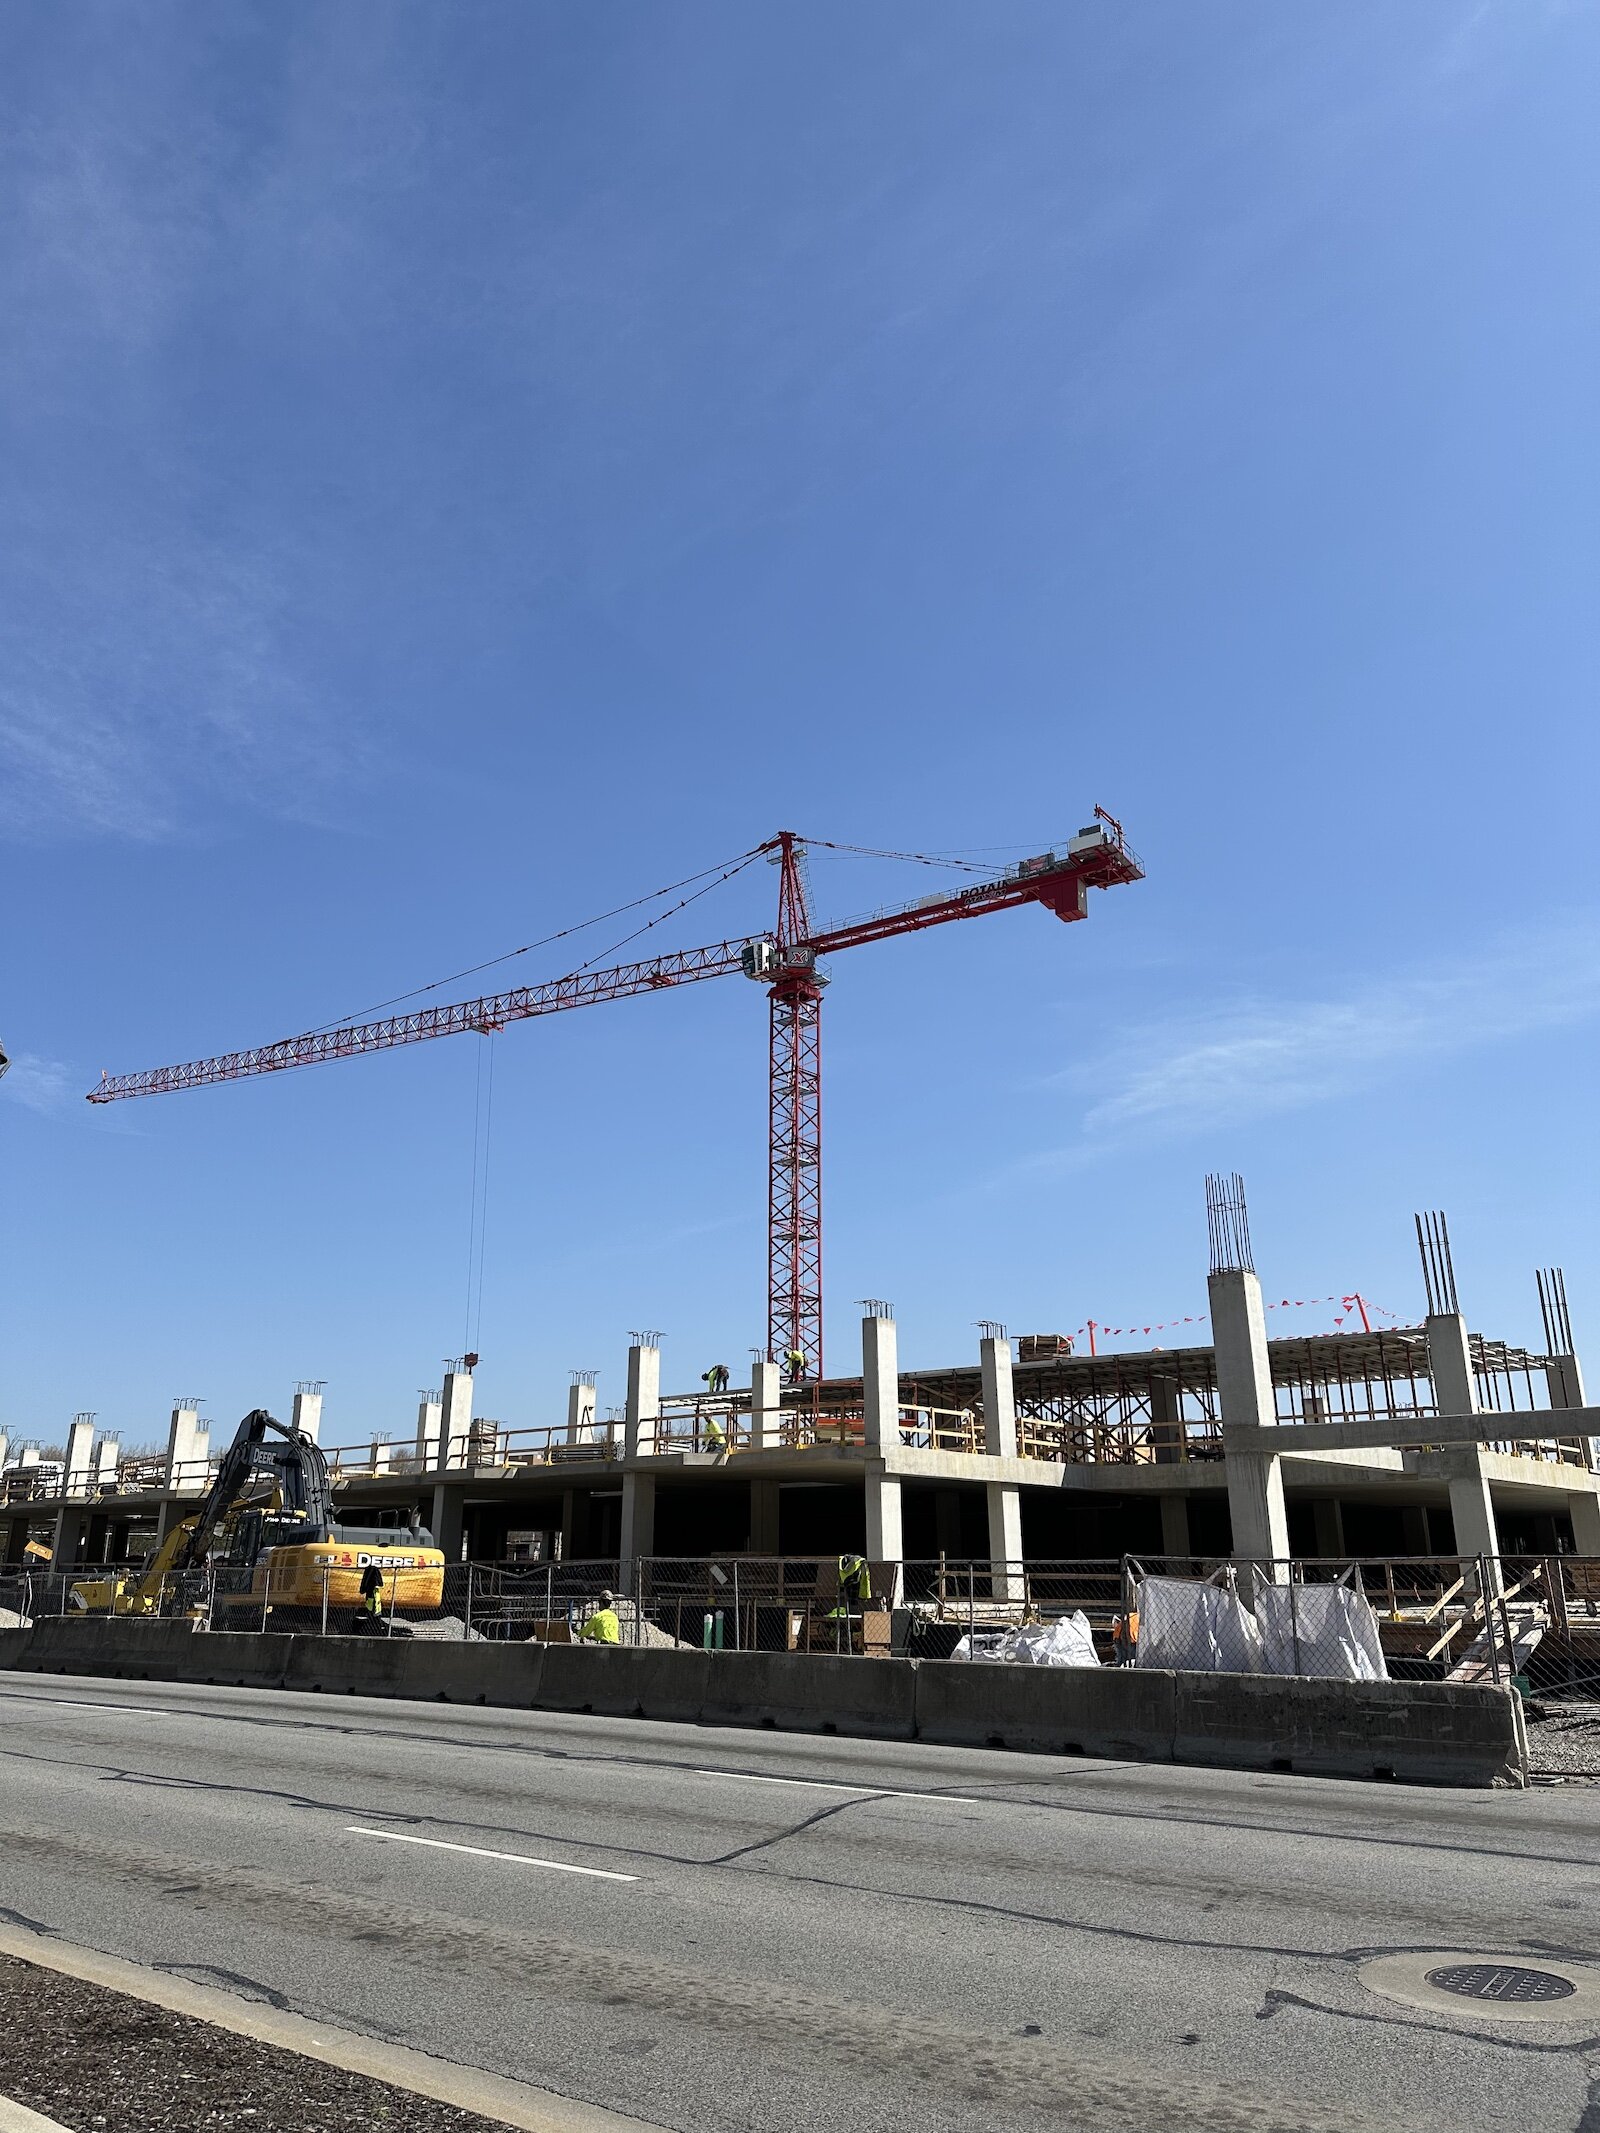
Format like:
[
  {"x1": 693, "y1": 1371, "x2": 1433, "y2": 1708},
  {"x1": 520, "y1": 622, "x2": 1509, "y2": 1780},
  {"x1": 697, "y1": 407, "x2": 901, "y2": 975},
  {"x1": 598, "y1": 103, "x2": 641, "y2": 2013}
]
[
  {"x1": 695, "y1": 1766, "x2": 995, "y2": 1808},
  {"x1": 346, "y1": 1826, "x2": 638, "y2": 1882}
]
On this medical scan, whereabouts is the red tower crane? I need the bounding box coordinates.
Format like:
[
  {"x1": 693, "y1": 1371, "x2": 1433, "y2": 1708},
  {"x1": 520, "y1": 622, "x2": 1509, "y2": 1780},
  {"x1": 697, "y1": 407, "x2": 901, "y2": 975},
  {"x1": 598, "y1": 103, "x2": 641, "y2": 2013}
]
[{"x1": 88, "y1": 814, "x2": 1143, "y2": 1373}]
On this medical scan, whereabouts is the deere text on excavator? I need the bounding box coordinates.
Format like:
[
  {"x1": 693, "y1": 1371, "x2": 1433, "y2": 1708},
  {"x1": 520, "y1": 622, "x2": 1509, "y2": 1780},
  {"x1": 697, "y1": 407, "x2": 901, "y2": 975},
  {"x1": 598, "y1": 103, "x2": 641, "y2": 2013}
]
[{"x1": 71, "y1": 1409, "x2": 446, "y2": 1623}]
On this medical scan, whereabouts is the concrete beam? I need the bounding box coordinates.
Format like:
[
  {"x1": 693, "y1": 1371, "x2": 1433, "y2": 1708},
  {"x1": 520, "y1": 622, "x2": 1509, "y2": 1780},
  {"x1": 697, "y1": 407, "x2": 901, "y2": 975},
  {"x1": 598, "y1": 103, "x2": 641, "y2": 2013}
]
[{"x1": 1223, "y1": 1408, "x2": 1600, "y2": 1456}]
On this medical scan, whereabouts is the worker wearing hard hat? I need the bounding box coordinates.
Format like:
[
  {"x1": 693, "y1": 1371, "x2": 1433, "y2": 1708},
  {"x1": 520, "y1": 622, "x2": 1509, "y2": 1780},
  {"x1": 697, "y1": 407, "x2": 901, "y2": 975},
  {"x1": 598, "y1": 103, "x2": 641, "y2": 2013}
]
[{"x1": 579, "y1": 1591, "x2": 621, "y2": 1644}]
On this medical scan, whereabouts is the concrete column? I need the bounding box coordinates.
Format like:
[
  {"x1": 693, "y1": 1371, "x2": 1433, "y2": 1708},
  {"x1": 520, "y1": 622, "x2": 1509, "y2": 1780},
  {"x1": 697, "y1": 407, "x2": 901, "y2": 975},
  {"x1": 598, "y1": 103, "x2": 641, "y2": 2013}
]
[
  {"x1": 624, "y1": 1344, "x2": 661, "y2": 1459},
  {"x1": 1160, "y1": 1491, "x2": 1192, "y2": 1563},
  {"x1": 750, "y1": 1478, "x2": 781, "y2": 1553},
  {"x1": 50, "y1": 1507, "x2": 84, "y2": 1571},
  {"x1": 429, "y1": 1483, "x2": 465, "y2": 1562},
  {"x1": 0, "y1": 1433, "x2": 7, "y2": 1474},
  {"x1": 93, "y1": 1438, "x2": 120, "y2": 1486},
  {"x1": 980, "y1": 1335, "x2": 1017, "y2": 1459},
  {"x1": 1545, "y1": 1353, "x2": 1594, "y2": 1469},
  {"x1": 862, "y1": 1314, "x2": 899, "y2": 1452},
  {"x1": 1445, "y1": 1448, "x2": 1500, "y2": 1593},
  {"x1": 1211, "y1": 1267, "x2": 1288, "y2": 1571},
  {"x1": 986, "y1": 1482, "x2": 1023, "y2": 1600},
  {"x1": 749, "y1": 1358, "x2": 781, "y2": 1452},
  {"x1": 566, "y1": 1378, "x2": 597, "y2": 1444},
  {"x1": 1426, "y1": 1312, "x2": 1478, "y2": 1420},
  {"x1": 1311, "y1": 1498, "x2": 1345, "y2": 1560},
  {"x1": 439, "y1": 1368, "x2": 474, "y2": 1470},
  {"x1": 865, "y1": 1468, "x2": 902, "y2": 1563},
  {"x1": 1151, "y1": 1376, "x2": 1184, "y2": 1465},
  {"x1": 291, "y1": 1386, "x2": 323, "y2": 1443},
  {"x1": 63, "y1": 1418, "x2": 95, "y2": 1496},
  {"x1": 1567, "y1": 1491, "x2": 1600, "y2": 1557},
  {"x1": 370, "y1": 1440, "x2": 393, "y2": 1476},
  {"x1": 415, "y1": 1395, "x2": 442, "y2": 1468},
  {"x1": 620, "y1": 1471, "x2": 655, "y2": 1567},
  {"x1": 164, "y1": 1405, "x2": 206, "y2": 1493}
]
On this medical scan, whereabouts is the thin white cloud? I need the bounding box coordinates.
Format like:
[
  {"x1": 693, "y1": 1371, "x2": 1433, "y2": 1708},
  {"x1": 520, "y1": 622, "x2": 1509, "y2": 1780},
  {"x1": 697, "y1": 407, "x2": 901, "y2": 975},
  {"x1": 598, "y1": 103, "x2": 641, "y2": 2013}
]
[
  {"x1": 1051, "y1": 915, "x2": 1600, "y2": 1158},
  {"x1": 1, "y1": 1053, "x2": 81, "y2": 1116}
]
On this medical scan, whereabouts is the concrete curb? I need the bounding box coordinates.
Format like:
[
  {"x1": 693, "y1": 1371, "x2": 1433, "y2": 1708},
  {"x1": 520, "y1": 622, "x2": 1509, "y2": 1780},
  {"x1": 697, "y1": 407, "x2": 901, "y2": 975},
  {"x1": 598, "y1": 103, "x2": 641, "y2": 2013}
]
[
  {"x1": 0, "y1": 1926, "x2": 662, "y2": 2133},
  {"x1": 0, "y1": 2094, "x2": 73, "y2": 2133}
]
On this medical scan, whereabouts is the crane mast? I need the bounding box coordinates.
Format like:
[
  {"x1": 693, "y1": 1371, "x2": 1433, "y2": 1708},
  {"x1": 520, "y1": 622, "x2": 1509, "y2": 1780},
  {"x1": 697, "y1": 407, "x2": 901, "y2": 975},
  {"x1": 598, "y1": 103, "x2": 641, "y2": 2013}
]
[{"x1": 89, "y1": 818, "x2": 1143, "y2": 1374}]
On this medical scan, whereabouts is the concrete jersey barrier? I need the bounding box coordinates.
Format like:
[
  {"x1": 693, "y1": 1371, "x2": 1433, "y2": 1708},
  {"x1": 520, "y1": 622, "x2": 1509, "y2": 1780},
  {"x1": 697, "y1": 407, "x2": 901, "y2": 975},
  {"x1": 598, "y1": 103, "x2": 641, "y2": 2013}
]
[{"x1": 0, "y1": 1621, "x2": 1526, "y2": 1787}]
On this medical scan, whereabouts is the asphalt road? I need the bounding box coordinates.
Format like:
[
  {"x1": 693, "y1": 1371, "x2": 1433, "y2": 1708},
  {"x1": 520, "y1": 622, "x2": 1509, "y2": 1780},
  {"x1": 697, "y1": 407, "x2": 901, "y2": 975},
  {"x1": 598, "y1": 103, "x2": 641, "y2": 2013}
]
[{"x1": 1, "y1": 1676, "x2": 1597, "y2": 2133}]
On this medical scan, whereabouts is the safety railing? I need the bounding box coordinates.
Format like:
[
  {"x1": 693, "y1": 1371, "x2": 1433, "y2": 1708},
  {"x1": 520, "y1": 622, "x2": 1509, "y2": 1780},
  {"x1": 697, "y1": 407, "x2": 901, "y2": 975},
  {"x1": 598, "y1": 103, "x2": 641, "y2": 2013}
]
[
  {"x1": 0, "y1": 1456, "x2": 217, "y2": 1506},
  {"x1": 321, "y1": 1423, "x2": 623, "y2": 1481}
]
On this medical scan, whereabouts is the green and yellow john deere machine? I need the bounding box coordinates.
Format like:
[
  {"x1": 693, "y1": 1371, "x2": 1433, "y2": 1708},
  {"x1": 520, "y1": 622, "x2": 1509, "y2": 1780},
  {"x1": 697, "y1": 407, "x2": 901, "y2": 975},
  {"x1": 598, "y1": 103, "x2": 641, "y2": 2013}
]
[{"x1": 72, "y1": 1408, "x2": 445, "y2": 1621}]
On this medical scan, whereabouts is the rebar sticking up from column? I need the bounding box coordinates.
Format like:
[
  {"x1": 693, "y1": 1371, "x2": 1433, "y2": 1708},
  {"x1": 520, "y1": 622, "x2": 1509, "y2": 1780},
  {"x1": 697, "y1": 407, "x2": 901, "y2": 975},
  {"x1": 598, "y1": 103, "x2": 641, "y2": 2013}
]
[
  {"x1": 1415, "y1": 1211, "x2": 1460, "y2": 1316},
  {"x1": 1205, "y1": 1173, "x2": 1253, "y2": 1275},
  {"x1": 1538, "y1": 1267, "x2": 1574, "y2": 1355}
]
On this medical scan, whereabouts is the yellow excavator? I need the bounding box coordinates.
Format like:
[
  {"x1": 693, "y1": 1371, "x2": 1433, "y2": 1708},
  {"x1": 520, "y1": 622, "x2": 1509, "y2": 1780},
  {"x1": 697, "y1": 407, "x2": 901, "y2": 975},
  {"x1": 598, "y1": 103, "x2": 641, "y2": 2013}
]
[{"x1": 72, "y1": 1408, "x2": 445, "y2": 1622}]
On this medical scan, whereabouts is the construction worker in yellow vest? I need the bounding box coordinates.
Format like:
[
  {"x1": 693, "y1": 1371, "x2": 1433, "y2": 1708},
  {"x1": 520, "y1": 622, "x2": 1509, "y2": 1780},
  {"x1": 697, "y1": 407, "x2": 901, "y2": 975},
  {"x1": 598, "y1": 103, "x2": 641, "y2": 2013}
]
[
  {"x1": 828, "y1": 1553, "x2": 871, "y2": 1614},
  {"x1": 704, "y1": 1411, "x2": 728, "y2": 1457},
  {"x1": 701, "y1": 1363, "x2": 730, "y2": 1394},
  {"x1": 784, "y1": 1347, "x2": 807, "y2": 1386},
  {"x1": 579, "y1": 1590, "x2": 621, "y2": 1644}
]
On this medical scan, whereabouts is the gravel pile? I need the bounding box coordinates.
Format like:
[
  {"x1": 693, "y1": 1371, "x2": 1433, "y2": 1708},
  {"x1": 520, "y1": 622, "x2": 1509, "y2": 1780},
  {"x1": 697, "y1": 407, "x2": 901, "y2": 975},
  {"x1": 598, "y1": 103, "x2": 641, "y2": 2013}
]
[
  {"x1": 404, "y1": 1613, "x2": 487, "y2": 1642},
  {"x1": 1524, "y1": 1700, "x2": 1600, "y2": 1784},
  {"x1": 0, "y1": 1954, "x2": 516, "y2": 2132}
]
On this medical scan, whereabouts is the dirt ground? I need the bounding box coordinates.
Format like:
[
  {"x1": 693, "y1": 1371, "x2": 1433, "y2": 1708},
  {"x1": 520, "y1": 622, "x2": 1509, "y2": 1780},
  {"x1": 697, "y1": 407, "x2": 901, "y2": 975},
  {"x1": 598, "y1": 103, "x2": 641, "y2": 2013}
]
[{"x1": 0, "y1": 1953, "x2": 517, "y2": 2132}]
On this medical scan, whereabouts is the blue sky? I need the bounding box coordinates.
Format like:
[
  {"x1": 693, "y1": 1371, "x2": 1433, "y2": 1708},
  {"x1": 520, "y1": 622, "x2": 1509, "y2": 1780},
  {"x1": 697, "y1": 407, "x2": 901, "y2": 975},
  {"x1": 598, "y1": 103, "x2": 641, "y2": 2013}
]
[{"x1": 3, "y1": 2, "x2": 1595, "y2": 1453}]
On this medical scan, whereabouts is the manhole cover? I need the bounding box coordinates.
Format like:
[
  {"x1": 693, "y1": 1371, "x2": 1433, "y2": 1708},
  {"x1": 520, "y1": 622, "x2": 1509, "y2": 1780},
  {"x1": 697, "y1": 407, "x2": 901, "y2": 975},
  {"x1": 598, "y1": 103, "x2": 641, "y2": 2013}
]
[
  {"x1": 1424, "y1": 1963, "x2": 1576, "y2": 2005},
  {"x1": 1359, "y1": 1951, "x2": 1600, "y2": 2025}
]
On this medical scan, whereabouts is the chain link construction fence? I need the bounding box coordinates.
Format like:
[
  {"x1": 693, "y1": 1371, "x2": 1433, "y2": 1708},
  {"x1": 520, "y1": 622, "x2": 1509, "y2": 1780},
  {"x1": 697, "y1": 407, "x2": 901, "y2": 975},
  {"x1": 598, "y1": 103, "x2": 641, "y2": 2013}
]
[{"x1": 8, "y1": 1550, "x2": 1600, "y2": 1694}]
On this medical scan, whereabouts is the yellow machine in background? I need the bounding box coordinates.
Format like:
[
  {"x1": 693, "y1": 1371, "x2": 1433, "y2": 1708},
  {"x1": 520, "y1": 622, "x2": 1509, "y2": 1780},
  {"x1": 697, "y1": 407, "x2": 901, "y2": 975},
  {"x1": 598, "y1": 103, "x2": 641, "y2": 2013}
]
[
  {"x1": 72, "y1": 1409, "x2": 444, "y2": 1621},
  {"x1": 230, "y1": 1540, "x2": 444, "y2": 1613}
]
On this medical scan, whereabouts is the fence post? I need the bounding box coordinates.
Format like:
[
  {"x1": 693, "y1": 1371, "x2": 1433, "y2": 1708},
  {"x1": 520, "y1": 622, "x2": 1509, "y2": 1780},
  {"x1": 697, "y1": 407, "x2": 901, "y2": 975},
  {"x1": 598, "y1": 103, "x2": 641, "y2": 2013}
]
[
  {"x1": 1289, "y1": 1569, "x2": 1301, "y2": 1676},
  {"x1": 388, "y1": 1563, "x2": 399, "y2": 1638},
  {"x1": 1481, "y1": 1556, "x2": 1501, "y2": 1683},
  {"x1": 732, "y1": 1559, "x2": 741, "y2": 1652},
  {"x1": 320, "y1": 1563, "x2": 329, "y2": 1639},
  {"x1": 463, "y1": 1563, "x2": 473, "y2": 1642}
]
